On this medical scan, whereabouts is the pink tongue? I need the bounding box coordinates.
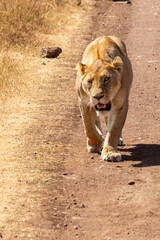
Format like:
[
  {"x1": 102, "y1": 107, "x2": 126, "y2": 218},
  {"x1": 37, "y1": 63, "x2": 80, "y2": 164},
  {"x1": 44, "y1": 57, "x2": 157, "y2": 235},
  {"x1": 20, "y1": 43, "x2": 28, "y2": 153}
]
[{"x1": 97, "y1": 103, "x2": 106, "y2": 109}]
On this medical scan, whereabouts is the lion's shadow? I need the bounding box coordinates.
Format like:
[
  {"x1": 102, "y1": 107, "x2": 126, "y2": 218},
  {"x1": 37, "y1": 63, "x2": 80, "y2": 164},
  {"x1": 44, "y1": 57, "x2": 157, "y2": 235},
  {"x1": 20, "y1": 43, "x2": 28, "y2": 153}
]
[{"x1": 119, "y1": 144, "x2": 160, "y2": 167}]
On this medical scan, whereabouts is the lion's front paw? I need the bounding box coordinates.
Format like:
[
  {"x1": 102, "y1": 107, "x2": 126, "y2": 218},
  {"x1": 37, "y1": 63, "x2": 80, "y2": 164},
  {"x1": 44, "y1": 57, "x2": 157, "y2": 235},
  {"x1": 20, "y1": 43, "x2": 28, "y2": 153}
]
[{"x1": 102, "y1": 151, "x2": 122, "y2": 162}]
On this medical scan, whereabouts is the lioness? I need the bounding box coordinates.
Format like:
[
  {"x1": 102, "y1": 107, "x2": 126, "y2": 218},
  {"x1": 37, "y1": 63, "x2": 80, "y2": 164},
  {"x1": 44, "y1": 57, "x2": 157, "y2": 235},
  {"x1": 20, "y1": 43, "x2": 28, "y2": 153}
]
[{"x1": 76, "y1": 36, "x2": 133, "y2": 161}]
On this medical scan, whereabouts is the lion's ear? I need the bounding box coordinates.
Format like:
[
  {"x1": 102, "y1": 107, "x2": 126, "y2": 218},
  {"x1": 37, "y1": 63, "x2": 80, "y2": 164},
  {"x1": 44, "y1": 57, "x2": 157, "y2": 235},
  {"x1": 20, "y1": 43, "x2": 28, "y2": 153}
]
[
  {"x1": 112, "y1": 56, "x2": 124, "y2": 72},
  {"x1": 76, "y1": 62, "x2": 87, "y2": 75}
]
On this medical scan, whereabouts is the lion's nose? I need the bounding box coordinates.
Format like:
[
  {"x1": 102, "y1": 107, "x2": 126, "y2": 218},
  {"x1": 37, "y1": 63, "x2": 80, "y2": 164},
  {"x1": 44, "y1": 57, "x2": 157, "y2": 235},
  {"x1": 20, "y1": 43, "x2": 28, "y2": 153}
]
[{"x1": 93, "y1": 94, "x2": 104, "y2": 100}]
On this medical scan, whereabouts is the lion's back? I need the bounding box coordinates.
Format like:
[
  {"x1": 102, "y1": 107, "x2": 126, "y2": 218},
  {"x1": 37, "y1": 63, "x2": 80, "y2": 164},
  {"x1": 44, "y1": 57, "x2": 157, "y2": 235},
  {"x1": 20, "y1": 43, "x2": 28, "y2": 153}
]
[{"x1": 82, "y1": 36, "x2": 127, "y2": 66}]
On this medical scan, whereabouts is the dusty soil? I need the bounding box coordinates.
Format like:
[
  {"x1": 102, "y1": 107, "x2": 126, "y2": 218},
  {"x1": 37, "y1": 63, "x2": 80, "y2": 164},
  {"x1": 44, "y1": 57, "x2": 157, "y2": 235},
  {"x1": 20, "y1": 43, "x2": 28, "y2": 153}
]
[{"x1": 0, "y1": 0, "x2": 160, "y2": 239}]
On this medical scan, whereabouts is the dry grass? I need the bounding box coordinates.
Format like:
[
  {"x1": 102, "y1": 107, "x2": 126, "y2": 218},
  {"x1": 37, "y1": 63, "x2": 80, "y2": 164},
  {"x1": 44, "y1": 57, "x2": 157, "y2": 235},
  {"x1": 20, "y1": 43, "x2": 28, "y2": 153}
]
[
  {"x1": 0, "y1": 0, "x2": 80, "y2": 48},
  {"x1": 0, "y1": 52, "x2": 22, "y2": 99},
  {"x1": 0, "y1": 0, "x2": 85, "y2": 98}
]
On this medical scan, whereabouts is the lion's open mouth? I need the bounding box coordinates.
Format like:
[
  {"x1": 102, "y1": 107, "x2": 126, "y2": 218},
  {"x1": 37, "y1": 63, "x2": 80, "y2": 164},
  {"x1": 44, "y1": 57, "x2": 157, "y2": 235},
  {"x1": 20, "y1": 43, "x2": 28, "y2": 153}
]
[{"x1": 95, "y1": 101, "x2": 111, "y2": 111}]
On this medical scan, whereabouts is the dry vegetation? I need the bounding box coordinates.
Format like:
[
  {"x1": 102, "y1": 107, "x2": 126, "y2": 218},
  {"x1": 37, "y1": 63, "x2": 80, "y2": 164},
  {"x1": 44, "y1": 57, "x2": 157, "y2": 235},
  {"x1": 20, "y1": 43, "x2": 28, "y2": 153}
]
[
  {"x1": 0, "y1": 0, "x2": 84, "y2": 98},
  {"x1": 0, "y1": 0, "x2": 79, "y2": 48},
  {"x1": 0, "y1": 53, "x2": 21, "y2": 99}
]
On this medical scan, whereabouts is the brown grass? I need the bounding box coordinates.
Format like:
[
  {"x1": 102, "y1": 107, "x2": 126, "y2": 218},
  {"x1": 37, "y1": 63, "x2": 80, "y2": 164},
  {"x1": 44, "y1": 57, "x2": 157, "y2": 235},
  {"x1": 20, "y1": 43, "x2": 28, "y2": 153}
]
[
  {"x1": 0, "y1": 0, "x2": 87, "y2": 99},
  {"x1": 0, "y1": 52, "x2": 21, "y2": 98},
  {"x1": 0, "y1": 0, "x2": 78, "y2": 48}
]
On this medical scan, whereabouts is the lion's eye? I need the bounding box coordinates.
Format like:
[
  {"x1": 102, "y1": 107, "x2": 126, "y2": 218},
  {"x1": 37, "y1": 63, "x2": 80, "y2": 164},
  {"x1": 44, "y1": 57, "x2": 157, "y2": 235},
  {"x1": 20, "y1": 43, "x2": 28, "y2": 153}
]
[
  {"x1": 104, "y1": 77, "x2": 110, "y2": 83},
  {"x1": 88, "y1": 80, "x2": 92, "y2": 85}
]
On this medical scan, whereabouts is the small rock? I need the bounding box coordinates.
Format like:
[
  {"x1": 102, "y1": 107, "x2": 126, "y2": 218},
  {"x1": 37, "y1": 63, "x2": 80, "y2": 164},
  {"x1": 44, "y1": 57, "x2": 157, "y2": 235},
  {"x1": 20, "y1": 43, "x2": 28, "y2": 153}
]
[
  {"x1": 137, "y1": 137, "x2": 143, "y2": 140},
  {"x1": 56, "y1": 224, "x2": 60, "y2": 228},
  {"x1": 40, "y1": 47, "x2": 62, "y2": 58},
  {"x1": 74, "y1": 225, "x2": 79, "y2": 230},
  {"x1": 112, "y1": 212, "x2": 119, "y2": 217},
  {"x1": 73, "y1": 200, "x2": 77, "y2": 205},
  {"x1": 99, "y1": 165, "x2": 104, "y2": 169},
  {"x1": 148, "y1": 211, "x2": 154, "y2": 215},
  {"x1": 128, "y1": 181, "x2": 135, "y2": 185},
  {"x1": 64, "y1": 223, "x2": 68, "y2": 227},
  {"x1": 90, "y1": 156, "x2": 94, "y2": 159},
  {"x1": 63, "y1": 172, "x2": 68, "y2": 176},
  {"x1": 0, "y1": 233, "x2": 2, "y2": 238},
  {"x1": 80, "y1": 203, "x2": 86, "y2": 208},
  {"x1": 116, "y1": 165, "x2": 122, "y2": 168}
]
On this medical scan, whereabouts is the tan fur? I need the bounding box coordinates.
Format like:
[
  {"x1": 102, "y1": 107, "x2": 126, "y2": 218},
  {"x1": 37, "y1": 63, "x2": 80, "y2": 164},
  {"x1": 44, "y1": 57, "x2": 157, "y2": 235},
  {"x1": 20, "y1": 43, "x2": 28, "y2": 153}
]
[{"x1": 76, "y1": 36, "x2": 133, "y2": 161}]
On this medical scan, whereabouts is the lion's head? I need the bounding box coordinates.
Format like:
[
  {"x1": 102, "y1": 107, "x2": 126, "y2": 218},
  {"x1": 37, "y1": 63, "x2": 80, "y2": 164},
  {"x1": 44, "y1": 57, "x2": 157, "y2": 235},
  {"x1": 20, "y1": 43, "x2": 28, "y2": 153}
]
[{"x1": 77, "y1": 56, "x2": 124, "y2": 111}]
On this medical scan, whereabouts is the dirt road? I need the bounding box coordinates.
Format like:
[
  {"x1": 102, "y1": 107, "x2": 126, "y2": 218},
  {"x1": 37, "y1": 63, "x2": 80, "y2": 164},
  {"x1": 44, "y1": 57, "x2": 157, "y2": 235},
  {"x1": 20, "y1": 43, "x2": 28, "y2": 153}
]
[{"x1": 0, "y1": 0, "x2": 160, "y2": 239}]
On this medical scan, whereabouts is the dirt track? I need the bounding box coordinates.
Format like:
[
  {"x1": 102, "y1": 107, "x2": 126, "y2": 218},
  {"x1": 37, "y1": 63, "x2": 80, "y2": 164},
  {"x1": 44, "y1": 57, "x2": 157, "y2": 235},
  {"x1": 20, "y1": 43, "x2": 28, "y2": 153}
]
[{"x1": 0, "y1": 0, "x2": 160, "y2": 239}]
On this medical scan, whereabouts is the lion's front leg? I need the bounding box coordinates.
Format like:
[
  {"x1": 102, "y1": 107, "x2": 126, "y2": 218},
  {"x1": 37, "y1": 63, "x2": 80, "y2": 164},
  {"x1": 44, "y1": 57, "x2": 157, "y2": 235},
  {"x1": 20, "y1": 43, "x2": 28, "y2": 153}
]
[
  {"x1": 105, "y1": 116, "x2": 124, "y2": 147},
  {"x1": 79, "y1": 102, "x2": 104, "y2": 153},
  {"x1": 102, "y1": 104, "x2": 128, "y2": 162}
]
